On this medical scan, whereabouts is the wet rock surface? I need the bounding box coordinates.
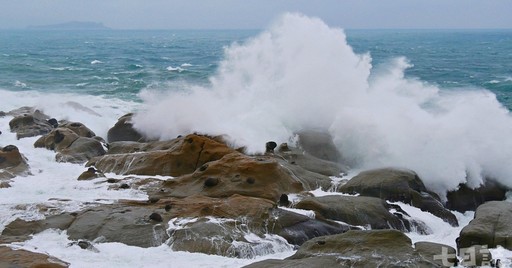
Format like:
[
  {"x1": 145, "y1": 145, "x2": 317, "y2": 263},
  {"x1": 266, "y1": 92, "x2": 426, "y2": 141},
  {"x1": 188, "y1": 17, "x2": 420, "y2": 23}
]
[
  {"x1": 0, "y1": 246, "x2": 69, "y2": 268},
  {"x1": 458, "y1": 201, "x2": 512, "y2": 250},
  {"x1": 245, "y1": 230, "x2": 442, "y2": 268},
  {"x1": 339, "y1": 168, "x2": 458, "y2": 226},
  {"x1": 0, "y1": 145, "x2": 30, "y2": 180}
]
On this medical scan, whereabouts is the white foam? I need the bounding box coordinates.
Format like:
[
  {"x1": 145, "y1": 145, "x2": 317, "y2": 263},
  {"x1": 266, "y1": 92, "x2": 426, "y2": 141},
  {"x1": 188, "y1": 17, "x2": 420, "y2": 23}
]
[
  {"x1": 166, "y1": 66, "x2": 184, "y2": 72},
  {"x1": 91, "y1": 60, "x2": 103, "y2": 65},
  {"x1": 9, "y1": 229, "x2": 294, "y2": 268},
  {"x1": 133, "y1": 13, "x2": 512, "y2": 197}
]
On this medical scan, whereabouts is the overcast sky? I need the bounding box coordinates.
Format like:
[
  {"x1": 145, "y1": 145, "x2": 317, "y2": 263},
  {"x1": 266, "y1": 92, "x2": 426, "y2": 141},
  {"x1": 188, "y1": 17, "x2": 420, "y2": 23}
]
[{"x1": 1, "y1": 0, "x2": 511, "y2": 30}]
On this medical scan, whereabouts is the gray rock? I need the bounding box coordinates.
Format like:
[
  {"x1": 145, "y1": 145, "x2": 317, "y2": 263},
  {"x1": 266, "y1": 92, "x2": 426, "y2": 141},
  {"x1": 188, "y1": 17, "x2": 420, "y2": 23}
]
[
  {"x1": 458, "y1": 201, "x2": 512, "y2": 250},
  {"x1": 246, "y1": 230, "x2": 440, "y2": 268},
  {"x1": 294, "y1": 195, "x2": 426, "y2": 232},
  {"x1": 340, "y1": 168, "x2": 458, "y2": 226}
]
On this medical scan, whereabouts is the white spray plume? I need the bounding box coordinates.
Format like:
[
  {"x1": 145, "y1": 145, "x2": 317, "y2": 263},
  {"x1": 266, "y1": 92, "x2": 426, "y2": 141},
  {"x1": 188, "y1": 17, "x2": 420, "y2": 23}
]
[{"x1": 133, "y1": 13, "x2": 512, "y2": 196}]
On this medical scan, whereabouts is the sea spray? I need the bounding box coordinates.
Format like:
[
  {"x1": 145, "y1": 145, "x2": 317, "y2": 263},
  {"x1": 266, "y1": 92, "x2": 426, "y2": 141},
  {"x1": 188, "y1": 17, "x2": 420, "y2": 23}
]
[{"x1": 133, "y1": 13, "x2": 512, "y2": 197}]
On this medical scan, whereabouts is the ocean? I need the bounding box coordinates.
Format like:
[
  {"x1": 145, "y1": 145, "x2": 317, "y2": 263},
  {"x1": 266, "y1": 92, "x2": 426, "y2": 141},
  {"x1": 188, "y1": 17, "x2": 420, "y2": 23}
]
[{"x1": 1, "y1": 13, "x2": 512, "y2": 267}]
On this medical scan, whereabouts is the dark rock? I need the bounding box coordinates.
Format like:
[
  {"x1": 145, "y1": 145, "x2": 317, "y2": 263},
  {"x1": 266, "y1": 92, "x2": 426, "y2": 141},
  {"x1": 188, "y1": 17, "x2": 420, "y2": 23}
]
[
  {"x1": 48, "y1": 118, "x2": 59, "y2": 128},
  {"x1": 446, "y1": 181, "x2": 507, "y2": 212},
  {"x1": 107, "y1": 113, "x2": 145, "y2": 142},
  {"x1": 119, "y1": 183, "x2": 130, "y2": 189},
  {"x1": 458, "y1": 201, "x2": 512, "y2": 250},
  {"x1": 149, "y1": 212, "x2": 163, "y2": 222},
  {"x1": 279, "y1": 194, "x2": 290, "y2": 207},
  {"x1": 265, "y1": 141, "x2": 277, "y2": 153},
  {"x1": 339, "y1": 168, "x2": 458, "y2": 226},
  {"x1": 204, "y1": 177, "x2": 219, "y2": 187}
]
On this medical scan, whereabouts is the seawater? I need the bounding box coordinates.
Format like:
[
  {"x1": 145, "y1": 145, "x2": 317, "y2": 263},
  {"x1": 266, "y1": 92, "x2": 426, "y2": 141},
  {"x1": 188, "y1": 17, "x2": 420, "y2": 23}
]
[{"x1": 2, "y1": 13, "x2": 512, "y2": 267}]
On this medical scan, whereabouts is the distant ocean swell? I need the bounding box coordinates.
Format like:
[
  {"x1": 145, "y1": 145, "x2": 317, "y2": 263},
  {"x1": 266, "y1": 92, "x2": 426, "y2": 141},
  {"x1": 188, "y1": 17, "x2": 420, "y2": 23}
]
[{"x1": 133, "y1": 13, "x2": 512, "y2": 197}]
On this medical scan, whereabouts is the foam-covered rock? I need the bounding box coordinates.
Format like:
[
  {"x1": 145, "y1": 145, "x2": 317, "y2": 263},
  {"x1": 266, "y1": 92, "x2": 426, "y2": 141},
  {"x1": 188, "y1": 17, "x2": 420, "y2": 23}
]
[
  {"x1": 245, "y1": 230, "x2": 439, "y2": 267},
  {"x1": 339, "y1": 168, "x2": 458, "y2": 226},
  {"x1": 294, "y1": 195, "x2": 426, "y2": 232}
]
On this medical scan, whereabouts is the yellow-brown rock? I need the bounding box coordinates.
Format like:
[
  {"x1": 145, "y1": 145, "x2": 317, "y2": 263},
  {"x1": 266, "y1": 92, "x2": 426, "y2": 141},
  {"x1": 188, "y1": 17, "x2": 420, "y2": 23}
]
[
  {"x1": 159, "y1": 152, "x2": 304, "y2": 201},
  {"x1": 88, "y1": 134, "x2": 236, "y2": 177}
]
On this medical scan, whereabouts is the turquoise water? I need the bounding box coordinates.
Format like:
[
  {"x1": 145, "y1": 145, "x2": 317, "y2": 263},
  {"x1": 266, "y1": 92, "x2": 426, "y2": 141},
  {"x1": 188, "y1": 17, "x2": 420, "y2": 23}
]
[{"x1": 1, "y1": 29, "x2": 511, "y2": 107}]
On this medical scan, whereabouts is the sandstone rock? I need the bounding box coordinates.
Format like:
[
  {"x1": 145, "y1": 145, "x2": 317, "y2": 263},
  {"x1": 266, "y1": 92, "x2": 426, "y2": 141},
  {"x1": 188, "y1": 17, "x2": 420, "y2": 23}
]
[
  {"x1": 294, "y1": 195, "x2": 426, "y2": 232},
  {"x1": 339, "y1": 168, "x2": 458, "y2": 226},
  {"x1": 0, "y1": 246, "x2": 69, "y2": 268},
  {"x1": 107, "y1": 113, "x2": 145, "y2": 142},
  {"x1": 0, "y1": 145, "x2": 30, "y2": 179},
  {"x1": 88, "y1": 134, "x2": 236, "y2": 177},
  {"x1": 245, "y1": 230, "x2": 438, "y2": 267},
  {"x1": 458, "y1": 201, "x2": 512, "y2": 250},
  {"x1": 446, "y1": 181, "x2": 507, "y2": 212},
  {"x1": 157, "y1": 153, "x2": 304, "y2": 201}
]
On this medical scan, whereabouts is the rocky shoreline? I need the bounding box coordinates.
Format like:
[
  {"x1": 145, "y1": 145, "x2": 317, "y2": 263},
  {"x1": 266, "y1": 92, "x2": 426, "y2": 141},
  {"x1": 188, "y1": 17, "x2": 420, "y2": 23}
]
[{"x1": 1, "y1": 107, "x2": 511, "y2": 267}]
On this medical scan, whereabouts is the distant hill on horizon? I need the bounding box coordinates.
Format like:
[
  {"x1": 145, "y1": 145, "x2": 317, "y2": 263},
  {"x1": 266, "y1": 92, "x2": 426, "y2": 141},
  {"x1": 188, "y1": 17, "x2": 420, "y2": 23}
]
[{"x1": 27, "y1": 21, "x2": 111, "y2": 30}]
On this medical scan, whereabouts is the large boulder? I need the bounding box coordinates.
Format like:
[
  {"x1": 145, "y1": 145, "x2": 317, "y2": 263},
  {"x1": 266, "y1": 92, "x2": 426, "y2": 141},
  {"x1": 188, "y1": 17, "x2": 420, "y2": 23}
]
[
  {"x1": 2, "y1": 203, "x2": 169, "y2": 248},
  {"x1": 446, "y1": 181, "x2": 507, "y2": 212},
  {"x1": 245, "y1": 230, "x2": 439, "y2": 267},
  {"x1": 107, "y1": 113, "x2": 145, "y2": 142},
  {"x1": 294, "y1": 195, "x2": 426, "y2": 232},
  {"x1": 88, "y1": 134, "x2": 236, "y2": 177},
  {"x1": 414, "y1": 242, "x2": 457, "y2": 267},
  {"x1": 275, "y1": 142, "x2": 347, "y2": 177},
  {"x1": 9, "y1": 113, "x2": 53, "y2": 139},
  {"x1": 34, "y1": 128, "x2": 105, "y2": 163},
  {"x1": 162, "y1": 194, "x2": 347, "y2": 257},
  {"x1": 0, "y1": 145, "x2": 30, "y2": 179},
  {"x1": 458, "y1": 201, "x2": 512, "y2": 250},
  {"x1": 156, "y1": 153, "x2": 304, "y2": 201},
  {"x1": 296, "y1": 130, "x2": 341, "y2": 163},
  {"x1": 58, "y1": 121, "x2": 96, "y2": 138},
  {"x1": 0, "y1": 246, "x2": 69, "y2": 268},
  {"x1": 65, "y1": 204, "x2": 169, "y2": 248},
  {"x1": 339, "y1": 168, "x2": 458, "y2": 226}
]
